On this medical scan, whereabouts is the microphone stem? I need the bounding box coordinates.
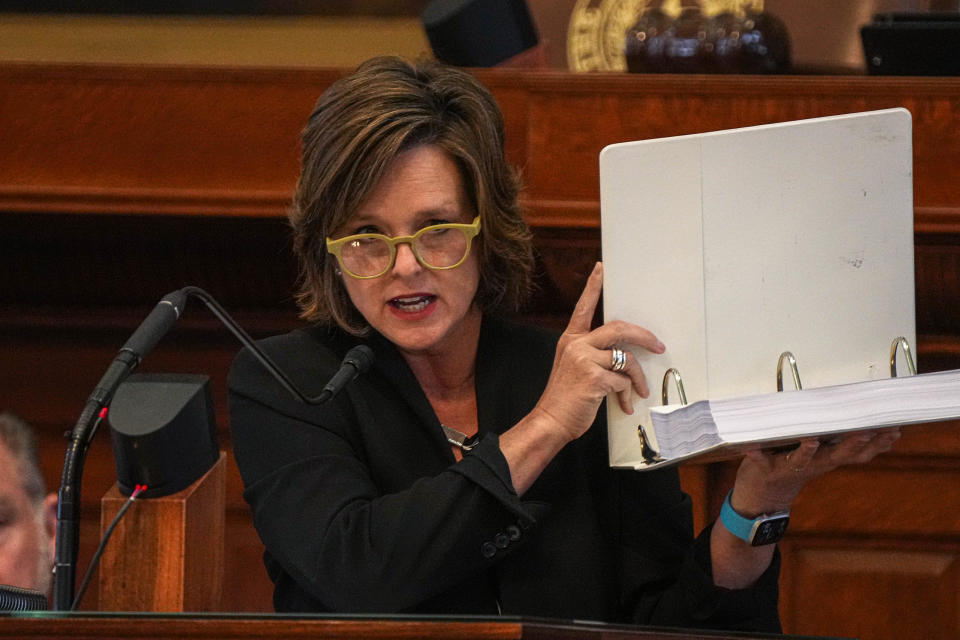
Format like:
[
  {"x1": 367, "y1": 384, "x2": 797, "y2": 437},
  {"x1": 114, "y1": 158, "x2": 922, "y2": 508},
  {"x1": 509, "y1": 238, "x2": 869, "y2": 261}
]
[
  {"x1": 183, "y1": 287, "x2": 331, "y2": 405},
  {"x1": 52, "y1": 399, "x2": 97, "y2": 610}
]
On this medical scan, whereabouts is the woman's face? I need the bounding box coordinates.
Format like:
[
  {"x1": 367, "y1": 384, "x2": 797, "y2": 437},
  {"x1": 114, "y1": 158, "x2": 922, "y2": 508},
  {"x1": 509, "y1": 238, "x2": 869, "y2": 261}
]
[{"x1": 332, "y1": 145, "x2": 482, "y2": 357}]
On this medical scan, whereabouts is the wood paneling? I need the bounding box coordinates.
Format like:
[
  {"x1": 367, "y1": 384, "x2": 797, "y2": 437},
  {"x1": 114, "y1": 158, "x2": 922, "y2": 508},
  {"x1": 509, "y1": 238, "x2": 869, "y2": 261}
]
[
  {"x1": 4, "y1": 67, "x2": 960, "y2": 226},
  {"x1": 789, "y1": 465, "x2": 960, "y2": 536},
  {"x1": 1, "y1": 64, "x2": 958, "y2": 638},
  {"x1": 780, "y1": 541, "x2": 960, "y2": 640},
  {"x1": 99, "y1": 454, "x2": 226, "y2": 612}
]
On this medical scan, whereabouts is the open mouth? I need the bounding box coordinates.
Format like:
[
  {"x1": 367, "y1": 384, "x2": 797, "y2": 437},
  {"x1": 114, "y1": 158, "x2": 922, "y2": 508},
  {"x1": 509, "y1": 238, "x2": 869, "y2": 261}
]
[{"x1": 389, "y1": 295, "x2": 435, "y2": 313}]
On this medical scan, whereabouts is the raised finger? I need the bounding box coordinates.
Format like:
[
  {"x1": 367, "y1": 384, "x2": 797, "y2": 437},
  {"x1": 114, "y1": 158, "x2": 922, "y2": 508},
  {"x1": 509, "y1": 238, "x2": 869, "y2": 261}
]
[{"x1": 565, "y1": 262, "x2": 604, "y2": 336}]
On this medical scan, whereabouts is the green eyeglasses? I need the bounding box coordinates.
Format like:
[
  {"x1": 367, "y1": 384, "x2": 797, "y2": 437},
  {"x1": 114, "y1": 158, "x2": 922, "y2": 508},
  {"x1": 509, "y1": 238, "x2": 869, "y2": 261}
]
[{"x1": 326, "y1": 216, "x2": 481, "y2": 279}]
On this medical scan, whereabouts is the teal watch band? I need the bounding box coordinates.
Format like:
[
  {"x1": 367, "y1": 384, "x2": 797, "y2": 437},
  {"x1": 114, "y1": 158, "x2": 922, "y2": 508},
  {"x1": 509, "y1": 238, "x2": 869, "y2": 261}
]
[{"x1": 720, "y1": 489, "x2": 790, "y2": 546}]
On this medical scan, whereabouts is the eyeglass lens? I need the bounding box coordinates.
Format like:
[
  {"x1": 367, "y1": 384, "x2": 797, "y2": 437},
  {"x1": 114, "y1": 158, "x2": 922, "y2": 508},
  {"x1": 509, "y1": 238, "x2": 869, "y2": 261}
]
[{"x1": 340, "y1": 227, "x2": 469, "y2": 277}]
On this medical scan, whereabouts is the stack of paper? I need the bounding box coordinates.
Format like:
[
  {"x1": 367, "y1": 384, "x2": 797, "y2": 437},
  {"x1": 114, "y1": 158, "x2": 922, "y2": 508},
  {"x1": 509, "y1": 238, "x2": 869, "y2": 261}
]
[{"x1": 648, "y1": 369, "x2": 960, "y2": 462}]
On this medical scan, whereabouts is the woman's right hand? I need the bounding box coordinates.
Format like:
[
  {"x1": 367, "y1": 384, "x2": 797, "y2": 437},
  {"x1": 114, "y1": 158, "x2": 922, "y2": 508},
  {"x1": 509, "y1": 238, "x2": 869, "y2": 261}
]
[
  {"x1": 532, "y1": 261, "x2": 665, "y2": 443},
  {"x1": 500, "y1": 262, "x2": 665, "y2": 494}
]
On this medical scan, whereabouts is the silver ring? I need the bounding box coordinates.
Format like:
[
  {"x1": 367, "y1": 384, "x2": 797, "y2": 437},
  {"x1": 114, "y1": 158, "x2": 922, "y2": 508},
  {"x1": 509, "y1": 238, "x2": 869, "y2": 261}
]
[{"x1": 611, "y1": 347, "x2": 627, "y2": 372}]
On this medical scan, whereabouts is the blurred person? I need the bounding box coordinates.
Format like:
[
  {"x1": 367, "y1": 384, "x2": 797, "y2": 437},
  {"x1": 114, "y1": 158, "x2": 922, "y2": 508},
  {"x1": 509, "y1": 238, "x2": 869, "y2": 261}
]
[{"x1": 0, "y1": 412, "x2": 57, "y2": 594}]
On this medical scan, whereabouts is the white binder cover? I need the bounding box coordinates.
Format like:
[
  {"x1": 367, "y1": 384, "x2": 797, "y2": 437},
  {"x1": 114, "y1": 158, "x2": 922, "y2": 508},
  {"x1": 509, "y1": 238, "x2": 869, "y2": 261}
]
[{"x1": 599, "y1": 108, "x2": 916, "y2": 469}]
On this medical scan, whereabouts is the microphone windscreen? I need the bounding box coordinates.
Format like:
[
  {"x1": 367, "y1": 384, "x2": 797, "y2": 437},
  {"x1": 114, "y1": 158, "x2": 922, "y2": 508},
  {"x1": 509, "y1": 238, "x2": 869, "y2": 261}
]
[
  {"x1": 344, "y1": 345, "x2": 375, "y2": 375},
  {"x1": 120, "y1": 289, "x2": 187, "y2": 360}
]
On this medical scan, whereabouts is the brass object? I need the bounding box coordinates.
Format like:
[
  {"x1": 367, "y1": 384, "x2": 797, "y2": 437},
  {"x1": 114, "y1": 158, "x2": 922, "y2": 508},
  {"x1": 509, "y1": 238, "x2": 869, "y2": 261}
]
[
  {"x1": 636, "y1": 366, "x2": 689, "y2": 465},
  {"x1": 568, "y1": 0, "x2": 648, "y2": 71},
  {"x1": 660, "y1": 367, "x2": 688, "y2": 406},
  {"x1": 776, "y1": 351, "x2": 802, "y2": 391},
  {"x1": 637, "y1": 424, "x2": 663, "y2": 464},
  {"x1": 889, "y1": 336, "x2": 917, "y2": 377},
  {"x1": 567, "y1": 0, "x2": 763, "y2": 71}
]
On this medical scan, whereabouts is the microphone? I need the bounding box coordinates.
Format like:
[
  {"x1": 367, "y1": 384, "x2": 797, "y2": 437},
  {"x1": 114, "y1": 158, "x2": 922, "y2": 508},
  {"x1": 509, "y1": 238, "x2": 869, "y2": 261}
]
[
  {"x1": 87, "y1": 289, "x2": 188, "y2": 410},
  {"x1": 317, "y1": 345, "x2": 375, "y2": 404},
  {"x1": 120, "y1": 290, "x2": 188, "y2": 366},
  {"x1": 180, "y1": 287, "x2": 375, "y2": 404},
  {"x1": 53, "y1": 287, "x2": 375, "y2": 610}
]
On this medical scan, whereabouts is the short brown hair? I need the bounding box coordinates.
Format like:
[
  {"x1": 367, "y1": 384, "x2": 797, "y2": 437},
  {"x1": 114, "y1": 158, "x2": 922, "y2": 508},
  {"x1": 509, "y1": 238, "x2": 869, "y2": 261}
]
[{"x1": 290, "y1": 56, "x2": 534, "y2": 334}]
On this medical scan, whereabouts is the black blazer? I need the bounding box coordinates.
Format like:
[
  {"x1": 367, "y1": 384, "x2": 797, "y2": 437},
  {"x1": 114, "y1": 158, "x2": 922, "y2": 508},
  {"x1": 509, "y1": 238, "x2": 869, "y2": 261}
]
[{"x1": 228, "y1": 316, "x2": 780, "y2": 631}]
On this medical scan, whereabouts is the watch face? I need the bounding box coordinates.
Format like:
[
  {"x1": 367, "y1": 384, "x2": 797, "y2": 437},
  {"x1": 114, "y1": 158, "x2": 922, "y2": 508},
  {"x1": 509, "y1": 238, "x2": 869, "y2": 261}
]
[{"x1": 751, "y1": 515, "x2": 790, "y2": 546}]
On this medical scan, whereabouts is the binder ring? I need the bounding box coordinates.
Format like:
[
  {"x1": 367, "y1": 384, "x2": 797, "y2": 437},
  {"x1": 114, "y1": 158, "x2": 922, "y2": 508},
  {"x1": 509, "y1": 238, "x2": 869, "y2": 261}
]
[
  {"x1": 776, "y1": 352, "x2": 802, "y2": 391},
  {"x1": 661, "y1": 368, "x2": 688, "y2": 406},
  {"x1": 889, "y1": 336, "x2": 917, "y2": 377},
  {"x1": 637, "y1": 424, "x2": 663, "y2": 464}
]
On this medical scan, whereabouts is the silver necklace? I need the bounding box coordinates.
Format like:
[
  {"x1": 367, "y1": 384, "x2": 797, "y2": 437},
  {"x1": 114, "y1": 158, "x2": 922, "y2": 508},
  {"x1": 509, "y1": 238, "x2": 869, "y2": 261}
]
[{"x1": 441, "y1": 424, "x2": 479, "y2": 451}]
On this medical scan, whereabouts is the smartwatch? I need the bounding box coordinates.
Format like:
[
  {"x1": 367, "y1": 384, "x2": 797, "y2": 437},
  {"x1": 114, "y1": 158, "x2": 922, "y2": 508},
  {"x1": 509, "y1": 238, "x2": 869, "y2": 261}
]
[{"x1": 720, "y1": 489, "x2": 790, "y2": 546}]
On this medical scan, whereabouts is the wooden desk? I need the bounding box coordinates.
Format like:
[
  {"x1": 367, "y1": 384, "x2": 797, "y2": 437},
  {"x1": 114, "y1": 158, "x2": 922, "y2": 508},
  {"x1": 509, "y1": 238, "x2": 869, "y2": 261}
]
[{"x1": 0, "y1": 614, "x2": 794, "y2": 640}]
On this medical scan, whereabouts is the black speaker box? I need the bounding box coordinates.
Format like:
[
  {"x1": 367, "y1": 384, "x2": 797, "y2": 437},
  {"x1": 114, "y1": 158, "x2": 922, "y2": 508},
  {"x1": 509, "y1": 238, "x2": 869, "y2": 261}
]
[
  {"x1": 862, "y1": 12, "x2": 960, "y2": 75},
  {"x1": 108, "y1": 373, "x2": 218, "y2": 498},
  {"x1": 421, "y1": 0, "x2": 538, "y2": 67}
]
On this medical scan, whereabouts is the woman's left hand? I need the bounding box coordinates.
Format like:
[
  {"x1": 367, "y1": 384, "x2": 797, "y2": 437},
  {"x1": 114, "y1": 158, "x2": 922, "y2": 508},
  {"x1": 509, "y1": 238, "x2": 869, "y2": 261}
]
[
  {"x1": 710, "y1": 429, "x2": 901, "y2": 589},
  {"x1": 729, "y1": 429, "x2": 903, "y2": 516}
]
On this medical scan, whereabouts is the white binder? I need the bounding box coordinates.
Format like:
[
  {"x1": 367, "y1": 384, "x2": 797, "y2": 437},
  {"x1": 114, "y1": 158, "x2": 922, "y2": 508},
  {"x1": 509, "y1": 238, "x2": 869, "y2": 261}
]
[{"x1": 599, "y1": 108, "x2": 916, "y2": 469}]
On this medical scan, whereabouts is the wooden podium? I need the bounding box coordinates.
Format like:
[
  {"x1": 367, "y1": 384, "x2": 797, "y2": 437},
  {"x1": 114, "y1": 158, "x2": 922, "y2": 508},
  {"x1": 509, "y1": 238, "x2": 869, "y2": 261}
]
[
  {"x1": 0, "y1": 615, "x2": 790, "y2": 640},
  {"x1": 98, "y1": 453, "x2": 226, "y2": 612}
]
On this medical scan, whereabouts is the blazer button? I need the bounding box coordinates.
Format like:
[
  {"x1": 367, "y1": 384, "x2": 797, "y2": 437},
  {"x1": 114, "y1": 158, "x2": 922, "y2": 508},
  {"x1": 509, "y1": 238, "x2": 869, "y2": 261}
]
[
  {"x1": 506, "y1": 525, "x2": 521, "y2": 541},
  {"x1": 494, "y1": 533, "x2": 510, "y2": 549},
  {"x1": 481, "y1": 541, "x2": 497, "y2": 558}
]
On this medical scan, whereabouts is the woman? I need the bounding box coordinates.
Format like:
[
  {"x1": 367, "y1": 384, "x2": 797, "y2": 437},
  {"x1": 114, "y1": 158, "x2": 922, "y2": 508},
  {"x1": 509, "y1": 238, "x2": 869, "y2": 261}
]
[{"x1": 228, "y1": 56, "x2": 899, "y2": 629}]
